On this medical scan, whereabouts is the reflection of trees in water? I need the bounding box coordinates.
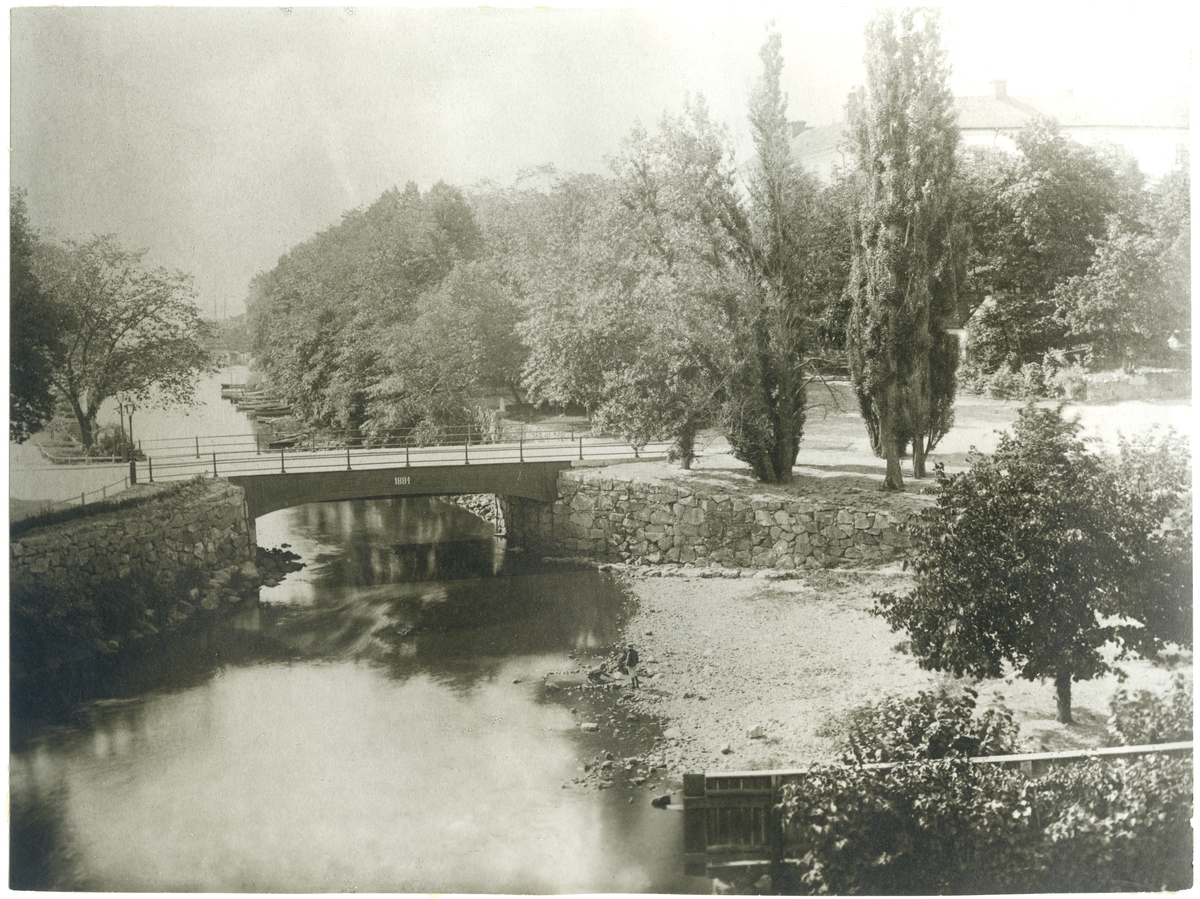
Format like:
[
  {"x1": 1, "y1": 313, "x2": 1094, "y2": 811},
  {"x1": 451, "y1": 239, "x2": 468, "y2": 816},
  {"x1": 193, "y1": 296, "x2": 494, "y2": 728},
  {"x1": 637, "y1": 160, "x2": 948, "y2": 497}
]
[
  {"x1": 293, "y1": 498, "x2": 497, "y2": 588},
  {"x1": 381, "y1": 570, "x2": 631, "y2": 695},
  {"x1": 10, "y1": 692, "x2": 216, "y2": 890},
  {"x1": 9, "y1": 771, "x2": 73, "y2": 889},
  {"x1": 10, "y1": 609, "x2": 268, "y2": 741}
]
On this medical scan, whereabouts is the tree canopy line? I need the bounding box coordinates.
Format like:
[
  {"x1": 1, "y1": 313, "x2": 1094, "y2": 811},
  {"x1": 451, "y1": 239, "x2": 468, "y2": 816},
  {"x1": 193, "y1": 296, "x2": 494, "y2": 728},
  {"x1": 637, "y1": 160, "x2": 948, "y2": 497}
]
[
  {"x1": 10, "y1": 10, "x2": 1190, "y2": 481},
  {"x1": 236, "y1": 12, "x2": 1185, "y2": 488}
]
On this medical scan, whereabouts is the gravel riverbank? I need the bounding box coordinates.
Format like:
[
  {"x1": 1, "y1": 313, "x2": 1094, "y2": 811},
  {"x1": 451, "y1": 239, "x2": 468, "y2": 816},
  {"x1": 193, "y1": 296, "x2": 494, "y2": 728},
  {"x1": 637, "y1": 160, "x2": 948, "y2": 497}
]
[{"x1": 552, "y1": 562, "x2": 1192, "y2": 794}]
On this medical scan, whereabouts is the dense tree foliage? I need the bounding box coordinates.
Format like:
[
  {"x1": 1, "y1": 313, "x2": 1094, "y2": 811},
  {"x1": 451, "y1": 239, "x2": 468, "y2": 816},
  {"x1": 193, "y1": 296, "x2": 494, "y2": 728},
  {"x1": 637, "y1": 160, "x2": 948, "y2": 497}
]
[
  {"x1": 247, "y1": 181, "x2": 520, "y2": 436},
  {"x1": 492, "y1": 29, "x2": 839, "y2": 482},
  {"x1": 30, "y1": 234, "x2": 213, "y2": 449},
  {"x1": 875, "y1": 406, "x2": 1192, "y2": 723},
  {"x1": 960, "y1": 119, "x2": 1156, "y2": 374},
  {"x1": 10, "y1": 189, "x2": 64, "y2": 442},
  {"x1": 714, "y1": 29, "x2": 830, "y2": 483},
  {"x1": 1053, "y1": 164, "x2": 1191, "y2": 367},
  {"x1": 846, "y1": 7, "x2": 961, "y2": 488}
]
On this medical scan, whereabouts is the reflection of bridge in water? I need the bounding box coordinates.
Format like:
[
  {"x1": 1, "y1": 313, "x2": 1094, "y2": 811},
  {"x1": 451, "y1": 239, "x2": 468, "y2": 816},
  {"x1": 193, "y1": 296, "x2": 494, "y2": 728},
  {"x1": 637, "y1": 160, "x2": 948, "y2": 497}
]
[{"x1": 128, "y1": 432, "x2": 670, "y2": 520}]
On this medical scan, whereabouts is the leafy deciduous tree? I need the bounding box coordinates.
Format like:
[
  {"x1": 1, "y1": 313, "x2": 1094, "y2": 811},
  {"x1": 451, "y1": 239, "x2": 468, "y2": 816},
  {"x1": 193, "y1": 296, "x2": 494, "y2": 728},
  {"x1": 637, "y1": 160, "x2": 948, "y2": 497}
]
[
  {"x1": 248, "y1": 181, "x2": 504, "y2": 434},
  {"x1": 875, "y1": 405, "x2": 1191, "y2": 723},
  {"x1": 32, "y1": 234, "x2": 214, "y2": 449},
  {"x1": 10, "y1": 189, "x2": 64, "y2": 442},
  {"x1": 962, "y1": 120, "x2": 1145, "y2": 372}
]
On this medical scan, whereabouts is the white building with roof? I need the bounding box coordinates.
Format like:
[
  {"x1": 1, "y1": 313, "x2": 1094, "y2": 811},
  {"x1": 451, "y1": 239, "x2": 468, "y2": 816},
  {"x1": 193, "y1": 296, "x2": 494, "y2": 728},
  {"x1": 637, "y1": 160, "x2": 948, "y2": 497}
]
[{"x1": 792, "y1": 80, "x2": 1190, "y2": 183}]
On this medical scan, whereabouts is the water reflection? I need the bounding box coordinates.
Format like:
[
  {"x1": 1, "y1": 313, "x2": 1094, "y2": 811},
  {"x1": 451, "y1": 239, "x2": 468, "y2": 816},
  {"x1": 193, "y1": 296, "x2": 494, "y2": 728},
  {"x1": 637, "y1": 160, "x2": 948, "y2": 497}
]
[{"x1": 10, "y1": 497, "x2": 700, "y2": 892}]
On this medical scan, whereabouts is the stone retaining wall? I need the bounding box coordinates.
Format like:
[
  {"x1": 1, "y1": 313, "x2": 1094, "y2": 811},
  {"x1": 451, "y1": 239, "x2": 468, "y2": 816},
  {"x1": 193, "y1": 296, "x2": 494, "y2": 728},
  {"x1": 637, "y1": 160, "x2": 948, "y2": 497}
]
[
  {"x1": 443, "y1": 494, "x2": 505, "y2": 531},
  {"x1": 10, "y1": 480, "x2": 253, "y2": 590},
  {"x1": 502, "y1": 469, "x2": 932, "y2": 570}
]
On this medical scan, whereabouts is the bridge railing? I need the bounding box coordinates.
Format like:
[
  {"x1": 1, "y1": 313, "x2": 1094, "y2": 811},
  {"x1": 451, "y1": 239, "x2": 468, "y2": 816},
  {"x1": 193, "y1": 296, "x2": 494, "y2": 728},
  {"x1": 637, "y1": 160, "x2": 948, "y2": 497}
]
[
  {"x1": 130, "y1": 432, "x2": 674, "y2": 484},
  {"x1": 131, "y1": 424, "x2": 620, "y2": 461}
]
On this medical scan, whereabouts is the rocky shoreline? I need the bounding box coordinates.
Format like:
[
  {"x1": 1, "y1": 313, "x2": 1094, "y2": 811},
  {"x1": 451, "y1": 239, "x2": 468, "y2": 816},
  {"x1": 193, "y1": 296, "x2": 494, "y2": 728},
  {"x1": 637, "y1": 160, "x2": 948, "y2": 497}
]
[{"x1": 95, "y1": 545, "x2": 307, "y2": 656}]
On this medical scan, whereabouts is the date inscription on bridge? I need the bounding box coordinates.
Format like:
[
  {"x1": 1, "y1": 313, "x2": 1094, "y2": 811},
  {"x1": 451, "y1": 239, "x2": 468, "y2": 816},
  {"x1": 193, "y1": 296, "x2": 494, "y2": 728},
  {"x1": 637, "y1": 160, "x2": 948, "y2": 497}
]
[{"x1": 393, "y1": 476, "x2": 412, "y2": 486}]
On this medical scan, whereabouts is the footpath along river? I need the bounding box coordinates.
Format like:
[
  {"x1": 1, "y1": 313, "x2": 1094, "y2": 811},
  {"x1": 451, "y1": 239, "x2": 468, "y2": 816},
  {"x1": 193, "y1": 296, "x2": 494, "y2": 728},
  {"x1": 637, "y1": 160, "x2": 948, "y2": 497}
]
[{"x1": 9, "y1": 373, "x2": 707, "y2": 892}]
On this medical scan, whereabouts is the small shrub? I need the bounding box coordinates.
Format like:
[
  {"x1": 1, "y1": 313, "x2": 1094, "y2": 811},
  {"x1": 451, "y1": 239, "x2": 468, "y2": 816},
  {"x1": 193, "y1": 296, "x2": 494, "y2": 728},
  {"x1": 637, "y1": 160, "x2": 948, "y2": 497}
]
[
  {"x1": 1019, "y1": 361, "x2": 1048, "y2": 397},
  {"x1": 834, "y1": 686, "x2": 1020, "y2": 764},
  {"x1": 983, "y1": 366, "x2": 1024, "y2": 399},
  {"x1": 1108, "y1": 674, "x2": 1193, "y2": 745},
  {"x1": 1045, "y1": 360, "x2": 1089, "y2": 399}
]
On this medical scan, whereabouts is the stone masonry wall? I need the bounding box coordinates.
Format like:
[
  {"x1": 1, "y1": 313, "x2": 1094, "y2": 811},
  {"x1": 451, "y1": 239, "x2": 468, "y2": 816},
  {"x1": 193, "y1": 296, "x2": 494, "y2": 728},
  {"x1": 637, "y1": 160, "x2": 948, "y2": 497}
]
[
  {"x1": 10, "y1": 480, "x2": 253, "y2": 590},
  {"x1": 502, "y1": 468, "x2": 932, "y2": 570}
]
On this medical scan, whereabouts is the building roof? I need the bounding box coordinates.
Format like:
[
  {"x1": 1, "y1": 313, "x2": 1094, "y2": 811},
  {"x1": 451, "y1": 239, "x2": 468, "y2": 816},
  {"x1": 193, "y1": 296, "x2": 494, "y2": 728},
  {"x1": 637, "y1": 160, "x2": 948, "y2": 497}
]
[
  {"x1": 790, "y1": 120, "x2": 846, "y2": 158},
  {"x1": 791, "y1": 88, "x2": 1189, "y2": 162},
  {"x1": 956, "y1": 92, "x2": 1189, "y2": 132}
]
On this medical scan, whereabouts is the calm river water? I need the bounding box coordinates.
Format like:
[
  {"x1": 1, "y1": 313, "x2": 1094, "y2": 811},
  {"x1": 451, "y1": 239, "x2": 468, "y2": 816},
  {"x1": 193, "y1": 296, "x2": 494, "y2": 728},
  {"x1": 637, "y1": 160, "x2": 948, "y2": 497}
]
[{"x1": 10, "y1": 374, "x2": 704, "y2": 893}]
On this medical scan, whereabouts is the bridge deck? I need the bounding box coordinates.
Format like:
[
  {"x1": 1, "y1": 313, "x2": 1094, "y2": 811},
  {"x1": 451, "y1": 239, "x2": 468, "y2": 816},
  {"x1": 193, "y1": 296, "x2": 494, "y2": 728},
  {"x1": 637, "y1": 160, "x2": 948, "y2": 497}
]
[{"x1": 129, "y1": 435, "x2": 669, "y2": 519}]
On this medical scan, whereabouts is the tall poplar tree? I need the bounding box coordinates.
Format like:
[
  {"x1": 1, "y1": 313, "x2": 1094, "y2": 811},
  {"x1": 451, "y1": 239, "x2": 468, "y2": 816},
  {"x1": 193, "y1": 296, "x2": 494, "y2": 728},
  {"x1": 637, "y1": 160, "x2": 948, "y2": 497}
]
[
  {"x1": 847, "y1": 7, "x2": 961, "y2": 488},
  {"x1": 718, "y1": 26, "x2": 826, "y2": 483}
]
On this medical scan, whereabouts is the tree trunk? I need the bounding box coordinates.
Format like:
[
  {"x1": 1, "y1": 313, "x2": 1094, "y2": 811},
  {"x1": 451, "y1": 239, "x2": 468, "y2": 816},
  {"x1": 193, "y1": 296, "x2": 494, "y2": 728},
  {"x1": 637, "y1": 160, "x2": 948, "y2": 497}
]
[
  {"x1": 674, "y1": 424, "x2": 696, "y2": 471},
  {"x1": 1054, "y1": 671, "x2": 1073, "y2": 724},
  {"x1": 879, "y1": 388, "x2": 905, "y2": 490},
  {"x1": 70, "y1": 399, "x2": 98, "y2": 450},
  {"x1": 912, "y1": 435, "x2": 927, "y2": 479}
]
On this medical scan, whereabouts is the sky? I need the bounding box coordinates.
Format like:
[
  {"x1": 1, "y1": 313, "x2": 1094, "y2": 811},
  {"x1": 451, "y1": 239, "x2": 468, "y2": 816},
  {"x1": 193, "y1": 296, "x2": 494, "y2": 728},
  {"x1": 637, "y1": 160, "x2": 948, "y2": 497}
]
[{"x1": 8, "y1": 3, "x2": 1194, "y2": 320}]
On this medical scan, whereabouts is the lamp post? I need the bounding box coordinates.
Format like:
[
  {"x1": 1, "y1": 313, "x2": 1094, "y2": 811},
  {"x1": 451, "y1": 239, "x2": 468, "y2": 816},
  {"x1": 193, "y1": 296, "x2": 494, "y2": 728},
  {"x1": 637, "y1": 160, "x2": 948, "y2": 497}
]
[{"x1": 120, "y1": 399, "x2": 138, "y2": 482}]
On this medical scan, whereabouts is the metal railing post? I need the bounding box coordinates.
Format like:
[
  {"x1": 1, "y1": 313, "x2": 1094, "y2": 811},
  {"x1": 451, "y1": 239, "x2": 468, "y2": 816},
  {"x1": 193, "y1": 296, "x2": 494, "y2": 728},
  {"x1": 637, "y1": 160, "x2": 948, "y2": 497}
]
[
  {"x1": 280, "y1": 449, "x2": 286, "y2": 474},
  {"x1": 406, "y1": 441, "x2": 410, "y2": 467},
  {"x1": 81, "y1": 492, "x2": 86, "y2": 507},
  {"x1": 130, "y1": 459, "x2": 138, "y2": 485},
  {"x1": 212, "y1": 452, "x2": 218, "y2": 477},
  {"x1": 519, "y1": 436, "x2": 524, "y2": 463},
  {"x1": 579, "y1": 434, "x2": 584, "y2": 460},
  {"x1": 347, "y1": 446, "x2": 352, "y2": 470},
  {"x1": 465, "y1": 440, "x2": 470, "y2": 465},
  {"x1": 196, "y1": 436, "x2": 201, "y2": 459},
  {"x1": 148, "y1": 458, "x2": 154, "y2": 482}
]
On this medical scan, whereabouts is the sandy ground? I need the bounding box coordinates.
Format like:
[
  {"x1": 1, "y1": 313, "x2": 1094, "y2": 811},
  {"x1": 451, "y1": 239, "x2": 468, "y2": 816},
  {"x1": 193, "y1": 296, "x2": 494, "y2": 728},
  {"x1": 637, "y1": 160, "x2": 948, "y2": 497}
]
[{"x1": 600, "y1": 564, "x2": 1191, "y2": 781}]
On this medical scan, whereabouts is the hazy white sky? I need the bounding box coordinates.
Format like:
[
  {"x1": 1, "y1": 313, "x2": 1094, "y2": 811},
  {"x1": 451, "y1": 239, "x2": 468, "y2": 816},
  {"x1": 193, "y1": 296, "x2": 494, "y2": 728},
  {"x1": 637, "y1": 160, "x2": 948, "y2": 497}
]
[{"x1": 9, "y1": 3, "x2": 1193, "y2": 319}]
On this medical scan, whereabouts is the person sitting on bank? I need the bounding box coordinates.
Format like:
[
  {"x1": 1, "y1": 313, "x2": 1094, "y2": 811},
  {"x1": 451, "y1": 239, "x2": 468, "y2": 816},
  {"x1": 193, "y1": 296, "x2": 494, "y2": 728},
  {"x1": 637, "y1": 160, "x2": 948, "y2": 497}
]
[{"x1": 621, "y1": 644, "x2": 640, "y2": 688}]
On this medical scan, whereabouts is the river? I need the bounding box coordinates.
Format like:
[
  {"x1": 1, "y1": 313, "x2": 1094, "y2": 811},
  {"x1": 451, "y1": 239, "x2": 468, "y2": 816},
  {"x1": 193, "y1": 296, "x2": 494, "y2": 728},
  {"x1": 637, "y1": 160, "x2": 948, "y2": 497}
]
[{"x1": 9, "y1": 373, "x2": 705, "y2": 893}]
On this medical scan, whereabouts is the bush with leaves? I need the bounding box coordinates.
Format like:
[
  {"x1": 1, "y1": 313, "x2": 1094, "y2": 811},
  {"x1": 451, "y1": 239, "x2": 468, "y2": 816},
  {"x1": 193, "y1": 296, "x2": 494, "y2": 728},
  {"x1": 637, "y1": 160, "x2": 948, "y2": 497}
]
[
  {"x1": 832, "y1": 687, "x2": 1019, "y2": 764},
  {"x1": 777, "y1": 753, "x2": 1192, "y2": 894},
  {"x1": 1107, "y1": 674, "x2": 1193, "y2": 746},
  {"x1": 1033, "y1": 753, "x2": 1194, "y2": 892}
]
